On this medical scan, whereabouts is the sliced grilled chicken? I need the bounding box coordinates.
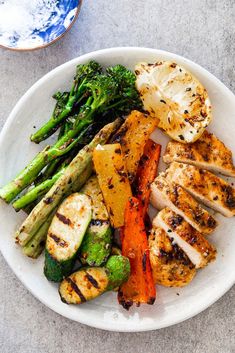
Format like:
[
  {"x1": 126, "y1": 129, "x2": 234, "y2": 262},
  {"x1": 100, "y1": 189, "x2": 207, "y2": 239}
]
[
  {"x1": 135, "y1": 61, "x2": 212, "y2": 143},
  {"x1": 163, "y1": 130, "x2": 235, "y2": 177},
  {"x1": 165, "y1": 162, "x2": 235, "y2": 217},
  {"x1": 149, "y1": 226, "x2": 196, "y2": 287},
  {"x1": 153, "y1": 208, "x2": 216, "y2": 268},
  {"x1": 151, "y1": 175, "x2": 217, "y2": 235}
]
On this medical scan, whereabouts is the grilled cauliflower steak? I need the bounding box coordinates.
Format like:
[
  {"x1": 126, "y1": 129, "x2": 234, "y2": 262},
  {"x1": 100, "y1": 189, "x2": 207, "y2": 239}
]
[
  {"x1": 151, "y1": 175, "x2": 217, "y2": 235},
  {"x1": 149, "y1": 226, "x2": 196, "y2": 287},
  {"x1": 164, "y1": 130, "x2": 235, "y2": 177},
  {"x1": 135, "y1": 61, "x2": 212, "y2": 143},
  {"x1": 165, "y1": 162, "x2": 235, "y2": 217},
  {"x1": 153, "y1": 208, "x2": 216, "y2": 268}
]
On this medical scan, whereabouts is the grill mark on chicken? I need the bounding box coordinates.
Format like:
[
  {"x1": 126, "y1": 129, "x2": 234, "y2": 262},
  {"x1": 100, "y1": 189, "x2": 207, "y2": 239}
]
[
  {"x1": 168, "y1": 214, "x2": 183, "y2": 229},
  {"x1": 222, "y1": 185, "x2": 235, "y2": 208}
]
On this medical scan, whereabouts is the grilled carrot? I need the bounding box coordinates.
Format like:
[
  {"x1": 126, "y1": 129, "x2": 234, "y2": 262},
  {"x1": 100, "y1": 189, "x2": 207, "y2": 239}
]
[
  {"x1": 135, "y1": 139, "x2": 161, "y2": 215},
  {"x1": 118, "y1": 197, "x2": 156, "y2": 310}
]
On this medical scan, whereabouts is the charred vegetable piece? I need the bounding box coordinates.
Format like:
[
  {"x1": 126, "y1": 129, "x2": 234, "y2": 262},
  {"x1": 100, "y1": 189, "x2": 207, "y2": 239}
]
[
  {"x1": 134, "y1": 139, "x2": 161, "y2": 215},
  {"x1": 59, "y1": 255, "x2": 130, "y2": 304},
  {"x1": 44, "y1": 193, "x2": 92, "y2": 282},
  {"x1": 93, "y1": 143, "x2": 132, "y2": 228},
  {"x1": 15, "y1": 119, "x2": 121, "y2": 247},
  {"x1": 80, "y1": 221, "x2": 112, "y2": 267},
  {"x1": 80, "y1": 176, "x2": 112, "y2": 266},
  {"x1": 118, "y1": 197, "x2": 156, "y2": 310},
  {"x1": 135, "y1": 61, "x2": 212, "y2": 143},
  {"x1": 112, "y1": 110, "x2": 158, "y2": 181},
  {"x1": 105, "y1": 255, "x2": 130, "y2": 290}
]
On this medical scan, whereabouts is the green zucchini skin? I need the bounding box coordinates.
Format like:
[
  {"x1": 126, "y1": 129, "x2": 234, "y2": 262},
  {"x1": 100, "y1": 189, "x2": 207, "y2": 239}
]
[
  {"x1": 80, "y1": 220, "x2": 112, "y2": 266},
  {"x1": 44, "y1": 249, "x2": 76, "y2": 282},
  {"x1": 44, "y1": 193, "x2": 92, "y2": 282},
  {"x1": 59, "y1": 255, "x2": 130, "y2": 304},
  {"x1": 80, "y1": 176, "x2": 112, "y2": 266}
]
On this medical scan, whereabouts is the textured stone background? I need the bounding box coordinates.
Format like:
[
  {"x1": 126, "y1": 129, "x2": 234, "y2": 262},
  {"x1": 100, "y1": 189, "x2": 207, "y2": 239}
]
[{"x1": 0, "y1": 1, "x2": 234, "y2": 352}]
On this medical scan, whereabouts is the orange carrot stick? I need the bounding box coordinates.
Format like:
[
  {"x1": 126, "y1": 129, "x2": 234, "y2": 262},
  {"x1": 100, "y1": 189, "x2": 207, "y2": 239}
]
[
  {"x1": 135, "y1": 139, "x2": 161, "y2": 215},
  {"x1": 118, "y1": 197, "x2": 156, "y2": 310}
]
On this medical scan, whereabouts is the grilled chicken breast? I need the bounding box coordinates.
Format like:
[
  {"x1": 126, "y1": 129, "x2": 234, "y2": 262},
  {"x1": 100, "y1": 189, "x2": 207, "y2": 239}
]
[
  {"x1": 153, "y1": 208, "x2": 216, "y2": 268},
  {"x1": 135, "y1": 61, "x2": 212, "y2": 143},
  {"x1": 165, "y1": 162, "x2": 235, "y2": 217},
  {"x1": 149, "y1": 226, "x2": 196, "y2": 287},
  {"x1": 164, "y1": 130, "x2": 235, "y2": 177},
  {"x1": 151, "y1": 175, "x2": 217, "y2": 235}
]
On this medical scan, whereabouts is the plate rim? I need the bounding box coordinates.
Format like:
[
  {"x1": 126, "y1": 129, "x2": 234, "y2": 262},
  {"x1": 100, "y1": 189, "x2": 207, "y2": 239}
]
[{"x1": 0, "y1": 47, "x2": 234, "y2": 332}]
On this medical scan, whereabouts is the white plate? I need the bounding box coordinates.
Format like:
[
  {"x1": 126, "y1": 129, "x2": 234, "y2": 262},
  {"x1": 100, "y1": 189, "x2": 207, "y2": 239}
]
[{"x1": 0, "y1": 48, "x2": 235, "y2": 332}]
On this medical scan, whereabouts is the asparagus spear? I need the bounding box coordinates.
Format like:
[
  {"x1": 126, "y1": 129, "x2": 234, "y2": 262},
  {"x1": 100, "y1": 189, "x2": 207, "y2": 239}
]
[
  {"x1": 34, "y1": 121, "x2": 73, "y2": 186},
  {"x1": 0, "y1": 123, "x2": 89, "y2": 203},
  {"x1": 22, "y1": 210, "x2": 56, "y2": 258},
  {"x1": 31, "y1": 61, "x2": 102, "y2": 143},
  {"x1": 12, "y1": 167, "x2": 66, "y2": 211},
  {"x1": 15, "y1": 119, "x2": 122, "y2": 247}
]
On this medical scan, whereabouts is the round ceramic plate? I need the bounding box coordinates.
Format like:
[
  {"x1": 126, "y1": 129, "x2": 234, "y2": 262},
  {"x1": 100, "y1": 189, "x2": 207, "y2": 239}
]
[
  {"x1": 0, "y1": 0, "x2": 81, "y2": 51},
  {"x1": 0, "y1": 48, "x2": 234, "y2": 332}
]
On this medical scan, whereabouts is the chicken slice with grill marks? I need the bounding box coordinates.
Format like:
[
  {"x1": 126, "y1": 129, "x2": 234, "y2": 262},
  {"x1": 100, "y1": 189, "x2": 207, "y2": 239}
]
[
  {"x1": 165, "y1": 162, "x2": 235, "y2": 217},
  {"x1": 163, "y1": 130, "x2": 235, "y2": 177},
  {"x1": 153, "y1": 208, "x2": 217, "y2": 269},
  {"x1": 150, "y1": 174, "x2": 217, "y2": 235},
  {"x1": 149, "y1": 226, "x2": 196, "y2": 287}
]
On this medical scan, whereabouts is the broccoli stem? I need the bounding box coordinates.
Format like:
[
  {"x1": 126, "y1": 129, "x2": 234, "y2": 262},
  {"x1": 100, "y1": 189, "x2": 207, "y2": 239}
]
[
  {"x1": 30, "y1": 92, "x2": 83, "y2": 143},
  {"x1": 31, "y1": 60, "x2": 102, "y2": 143},
  {"x1": 13, "y1": 167, "x2": 66, "y2": 211}
]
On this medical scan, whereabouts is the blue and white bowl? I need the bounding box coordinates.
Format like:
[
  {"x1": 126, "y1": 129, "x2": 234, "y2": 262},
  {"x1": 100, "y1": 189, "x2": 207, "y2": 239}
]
[{"x1": 0, "y1": 0, "x2": 82, "y2": 51}]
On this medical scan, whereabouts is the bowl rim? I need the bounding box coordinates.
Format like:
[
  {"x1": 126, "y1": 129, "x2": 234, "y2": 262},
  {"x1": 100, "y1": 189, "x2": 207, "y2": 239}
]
[
  {"x1": 0, "y1": 47, "x2": 234, "y2": 332},
  {"x1": 0, "y1": 0, "x2": 82, "y2": 52}
]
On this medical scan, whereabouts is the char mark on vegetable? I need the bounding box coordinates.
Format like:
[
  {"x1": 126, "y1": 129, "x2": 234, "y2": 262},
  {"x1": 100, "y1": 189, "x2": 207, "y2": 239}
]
[
  {"x1": 142, "y1": 252, "x2": 147, "y2": 272},
  {"x1": 56, "y1": 212, "x2": 71, "y2": 225},
  {"x1": 66, "y1": 278, "x2": 86, "y2": 303},
  {"x1": 147, "y1": 297, "x2": 156, "y2": 305},
  {"x1": 118, "y1": 293, "x2": 133, "y2": 310},
  {"x1": 48, "y1": 233, "x2": 68, "y2": 248},
  {"x1": 85, "y1": 272, "x2": 100, "y2": 289}
]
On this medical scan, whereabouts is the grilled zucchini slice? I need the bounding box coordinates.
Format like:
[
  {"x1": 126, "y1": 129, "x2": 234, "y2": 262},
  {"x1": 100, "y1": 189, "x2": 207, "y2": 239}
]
[
  {"x1": 59, "y1": 255, "x2": 130, "y2": 304},
  {"x1": 44, "y1": 193, "x2": 92, "y2": 282},
  {"x1": 80, "y1": 176, "x2": 112, "y2": 266}
]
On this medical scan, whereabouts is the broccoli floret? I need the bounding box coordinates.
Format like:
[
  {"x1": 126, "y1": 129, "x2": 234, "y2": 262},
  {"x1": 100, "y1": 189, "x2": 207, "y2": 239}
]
[
  {"x1": 86, "y1": 74, "x2": 118, "y2": 111},
  {"x1": 74, "y1": 60, "x2": 103, "y2": 99},
  {"x1": 106, "y1": 64, "x2": 143, "y2": 114}
]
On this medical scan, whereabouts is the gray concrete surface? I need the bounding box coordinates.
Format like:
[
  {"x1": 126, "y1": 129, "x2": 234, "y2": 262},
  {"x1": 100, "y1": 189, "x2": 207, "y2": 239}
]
[{"x1": 0, "y1": 0, "x2": 234, "y2": 352}]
